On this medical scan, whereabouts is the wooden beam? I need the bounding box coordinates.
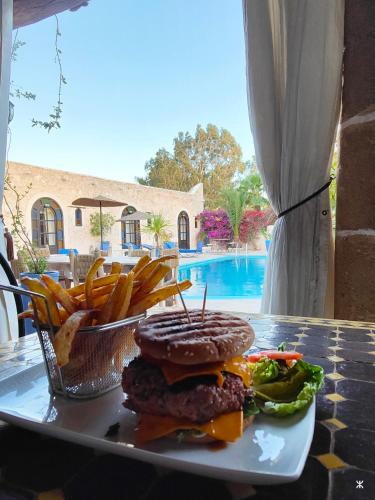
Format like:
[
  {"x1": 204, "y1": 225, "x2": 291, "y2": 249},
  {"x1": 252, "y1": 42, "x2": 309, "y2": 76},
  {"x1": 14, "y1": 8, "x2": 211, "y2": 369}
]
[{"x1": 13, "y1": 0, "x2": 89, "y2": 29}]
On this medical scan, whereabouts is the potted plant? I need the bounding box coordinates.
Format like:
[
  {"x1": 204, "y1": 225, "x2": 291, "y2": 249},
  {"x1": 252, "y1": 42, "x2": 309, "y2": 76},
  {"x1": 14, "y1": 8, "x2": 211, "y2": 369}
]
[
  {"x1": 142, "y1": 214, "x2": 171, "y2": 257},
  {"x1": 4, "y1": 177, "x2": 60, "y2": 333},
  {"x1": 89, "y1": 212, "x2": 116, "y2": 252}
]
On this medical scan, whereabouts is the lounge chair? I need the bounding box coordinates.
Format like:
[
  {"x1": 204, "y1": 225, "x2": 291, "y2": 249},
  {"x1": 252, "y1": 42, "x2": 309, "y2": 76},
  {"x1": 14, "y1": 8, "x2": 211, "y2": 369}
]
[
  {"x1": 163, "y1": 241, "x2": 177, "y2": 249},
  {"x1": 122, "y1": 243, "x2": 141, "y2": 251},
  {"x1": 58, "y1": 248, "x2": 78, "y2": 256},
  {"x1": 141, "y1": 243, "x2": 153, "y2": 251},
  {"x1": 179, "y1": 241, "x2": 203, "y2": 256}
]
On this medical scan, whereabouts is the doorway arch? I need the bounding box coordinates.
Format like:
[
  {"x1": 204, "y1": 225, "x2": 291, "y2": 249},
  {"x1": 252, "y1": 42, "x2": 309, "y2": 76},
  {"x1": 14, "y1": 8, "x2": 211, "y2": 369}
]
[
  {"x1": 121, "y1": 206, "x2": 141, "y2": 246},
  {"x1": 31, "y1": 198, "x2": 64, "y2": 254},
  {"x1": 177, "y1": 211, "x2": 190, "y2": 249}
]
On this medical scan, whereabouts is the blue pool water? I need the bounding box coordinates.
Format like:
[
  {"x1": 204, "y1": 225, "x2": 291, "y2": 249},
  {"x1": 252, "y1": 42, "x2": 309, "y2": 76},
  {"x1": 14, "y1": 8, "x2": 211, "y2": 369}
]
[{"x1": 178, "y1": 255, "x2": 266, "y2": 299}]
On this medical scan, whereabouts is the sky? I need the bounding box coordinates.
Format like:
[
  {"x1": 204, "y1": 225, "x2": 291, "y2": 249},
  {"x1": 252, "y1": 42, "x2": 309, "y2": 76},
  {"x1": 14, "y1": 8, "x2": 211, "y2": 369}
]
[{"x1": 9, "y1": 0, "x2": 254, "y2": 184}]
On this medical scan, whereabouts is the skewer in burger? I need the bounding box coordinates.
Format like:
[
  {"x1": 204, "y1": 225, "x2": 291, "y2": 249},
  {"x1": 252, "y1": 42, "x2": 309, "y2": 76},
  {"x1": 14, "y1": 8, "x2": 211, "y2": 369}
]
[{"x1": 122, "y1": 310, "x2": 257, "y2": 444}]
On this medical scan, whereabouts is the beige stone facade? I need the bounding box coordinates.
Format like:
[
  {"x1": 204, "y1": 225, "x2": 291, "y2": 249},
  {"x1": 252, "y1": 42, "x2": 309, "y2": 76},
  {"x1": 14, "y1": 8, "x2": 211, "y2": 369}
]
[{"x1": 3, "y1": 162, "x2": 204, "y2": 254}]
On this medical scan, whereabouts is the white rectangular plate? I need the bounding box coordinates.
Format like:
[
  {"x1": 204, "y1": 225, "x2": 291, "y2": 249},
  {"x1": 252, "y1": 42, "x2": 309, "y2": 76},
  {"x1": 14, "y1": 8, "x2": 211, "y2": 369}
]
[{"x1": 0, "y1": 364, "x2": 315, "y2": 485}]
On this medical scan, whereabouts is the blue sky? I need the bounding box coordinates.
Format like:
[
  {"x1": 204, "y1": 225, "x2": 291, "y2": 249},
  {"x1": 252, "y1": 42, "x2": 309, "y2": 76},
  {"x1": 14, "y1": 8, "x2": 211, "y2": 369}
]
[{"x1": 9, "y1": 0, "x2": 254, "y2": 183}]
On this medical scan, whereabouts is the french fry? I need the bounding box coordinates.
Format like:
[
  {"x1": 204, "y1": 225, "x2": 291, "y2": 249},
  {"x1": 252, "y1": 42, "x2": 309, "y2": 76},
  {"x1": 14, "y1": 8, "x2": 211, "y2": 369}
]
[
  {"x1": 40, "y1": 274, "x2": 79, "y2": 315},
  {"x1": 132, "y1": 263, "x2": 171, "y2": 303},
  {"x1": 110, "y1": 262, "x2": 122, "y2": 275},
  {"x1": 58, "y1": 308, "x2": 69, "y2": 324},
  {"x1": 128, "y1": 279, "x2": 192, "y2": 316},
  {"x1": 114, "y1": 272, "x2": 134, "y2": 321},
  {"x1": 67, "y1": 273, "x2": 119, "y2": 297},
  {"x1": 132, "y1": 255, "x2": 152, "y2": 277},
  {"x1": 79, "y1": 293, "x2": 111, "y2": 310},
  {"x1": 89, "y1": 284, "x2": 115, "y2": 299},
  {"x1": 53, "y1": 310, "x2": 95, "y2": 367},
  {"x1": 96, "y1": 274, "x2": 129, "y2": 324},
  {"x1": 85, "y1": 257, "x2": 105, "y2": 309},
  {"x1": 21, "y1": 277, "x2": 61, "y2": 326},
  {"x1": 135, "y1": 256, "x2": 174, "y2": 282}
]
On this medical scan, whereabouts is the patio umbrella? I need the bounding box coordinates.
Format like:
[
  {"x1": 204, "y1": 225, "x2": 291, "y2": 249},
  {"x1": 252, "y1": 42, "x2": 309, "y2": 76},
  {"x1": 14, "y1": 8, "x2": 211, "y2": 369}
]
[
  {"x1": 116, "y1": 210, "x2": 151, "y2": 222},
  {"x1": 72, "y1": 195, "x2": 127, "y2": 248}
]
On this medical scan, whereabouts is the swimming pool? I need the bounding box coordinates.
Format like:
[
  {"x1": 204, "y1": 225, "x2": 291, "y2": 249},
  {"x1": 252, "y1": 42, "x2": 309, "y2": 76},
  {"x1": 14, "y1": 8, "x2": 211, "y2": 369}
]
[{"x1": 178, "y1": 255, "x2": 266, "y2": 299}]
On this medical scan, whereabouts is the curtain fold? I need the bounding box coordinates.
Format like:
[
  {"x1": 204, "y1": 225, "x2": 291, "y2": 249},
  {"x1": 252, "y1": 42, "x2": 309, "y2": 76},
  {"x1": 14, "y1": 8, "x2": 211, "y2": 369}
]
[
  {"x1": 0, "y1": 0, "x2": 18, "y2": 341},
  {"x1": 243, "y1": 0, "x2": 344, "y2": 317}
]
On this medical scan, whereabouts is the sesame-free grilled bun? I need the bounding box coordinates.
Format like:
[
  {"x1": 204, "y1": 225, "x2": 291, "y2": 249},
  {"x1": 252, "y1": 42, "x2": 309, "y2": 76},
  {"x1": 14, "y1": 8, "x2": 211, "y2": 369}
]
[{"x1": 135, "y1": 310, "x2": 255, "y2": 365}]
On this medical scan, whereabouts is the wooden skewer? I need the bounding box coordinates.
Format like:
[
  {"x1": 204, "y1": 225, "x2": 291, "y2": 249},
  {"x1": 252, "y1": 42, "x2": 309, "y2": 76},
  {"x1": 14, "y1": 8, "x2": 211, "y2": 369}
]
[
  {"x1": 176, "y1": 282, "x2": 192, "y2": 324},
  {"x1": 201, "y1": 283, "x2": 207, "y2": 322}
]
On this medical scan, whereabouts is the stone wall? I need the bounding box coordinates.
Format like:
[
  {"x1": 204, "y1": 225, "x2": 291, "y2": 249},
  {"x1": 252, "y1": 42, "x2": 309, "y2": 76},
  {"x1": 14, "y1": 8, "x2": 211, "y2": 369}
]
[
  {"x1": 3, "y1": 162, "x2": 204, "y2": 254},
  {"x1": 335, "y1": 0, "x2": 375, "y2": 321}
]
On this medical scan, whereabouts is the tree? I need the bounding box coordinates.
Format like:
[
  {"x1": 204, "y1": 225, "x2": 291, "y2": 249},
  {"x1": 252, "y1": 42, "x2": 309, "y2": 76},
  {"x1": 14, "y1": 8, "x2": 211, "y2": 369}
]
[
  {"x1": 137, "y1": 124, "x2": 246, "y2": 207},
  {"x1": 239, "y1": 159, "x2": 269, "y2": 209},
  {"x1": 142, "y1": 214, "x2": 171, "y2": 251},
  {"x1": 220, "y1": 187, "x2": 248, "y2": 241},
  {"x1": 137, "y1": 148, "x2": 189, "y2": 192},
  {"x1": 89, "y1": 212, "x2": 116, "y2": 239}
]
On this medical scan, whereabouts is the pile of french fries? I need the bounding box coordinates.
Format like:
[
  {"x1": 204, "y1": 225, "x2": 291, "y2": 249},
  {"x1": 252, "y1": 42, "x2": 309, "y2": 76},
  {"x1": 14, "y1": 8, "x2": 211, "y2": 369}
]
[{"x1": 19, "y1": 256, "x2": 192, "y2": 372}]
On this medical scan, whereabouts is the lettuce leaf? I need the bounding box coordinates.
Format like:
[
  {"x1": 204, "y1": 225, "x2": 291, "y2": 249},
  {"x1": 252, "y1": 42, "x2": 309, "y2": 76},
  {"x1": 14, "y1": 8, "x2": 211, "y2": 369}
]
[
  {"x1": 277, "y1": 341, "x2": 287, "y2": 352},
  {"x1": 250, "y1": 357, "x2": 280, "y2": 385},
  {"x1": 243, "y1": 398, "x2": 260, "y2": 418},
  {"x1": 254, "y1": 359, "x2": 324, "y2": 416}
]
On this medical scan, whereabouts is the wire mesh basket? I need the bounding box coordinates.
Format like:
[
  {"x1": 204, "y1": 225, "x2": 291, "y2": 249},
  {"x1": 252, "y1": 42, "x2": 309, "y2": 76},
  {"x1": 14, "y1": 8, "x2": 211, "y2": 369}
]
[{"x1": 0, "y1": 283, "x2": 144, "y2": 399}]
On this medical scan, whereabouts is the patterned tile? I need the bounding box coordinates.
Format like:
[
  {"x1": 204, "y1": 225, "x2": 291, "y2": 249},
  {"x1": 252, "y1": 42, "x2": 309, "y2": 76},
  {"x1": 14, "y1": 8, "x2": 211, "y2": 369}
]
[
  {"x1": 338, "y1": 361, "x2": 375, "y2": 381},
  {"x1": 323, "y1": 418, "x2": 348, "y2": 430},
  {"x1": 1, "y1": 316, "x2": 374, "y2": 500},
  {"x1": 337, "y1": 400, "x2": 375, "y2": 431},
  {"x1": 328, "y1": 355, "x2": 345, "y2": 363},
  {"x1": 332, "y1": 469, "x2": 375, "y2": 500},
  {"x1": 325, "y1": 393, "x2": 347, "y2": 403},
  {"x1": 335, "y1": 428, "x2": 375, "y2": 471},
  {"x1": 315, "y1": 453, "x2": 347, "y2": 470},
  {"x1": 326, "y1": 372, "x2": 345, "y2": 381}
]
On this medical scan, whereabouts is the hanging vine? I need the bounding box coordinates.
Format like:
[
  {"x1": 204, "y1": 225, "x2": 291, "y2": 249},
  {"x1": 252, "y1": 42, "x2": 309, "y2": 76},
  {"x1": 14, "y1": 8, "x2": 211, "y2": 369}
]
[
  {"x1": 3, "y1": 16, "x2": 67, "y2": 271},
  {"x1": 31, "y1": 15, "x2": 67, "y2": 132}
]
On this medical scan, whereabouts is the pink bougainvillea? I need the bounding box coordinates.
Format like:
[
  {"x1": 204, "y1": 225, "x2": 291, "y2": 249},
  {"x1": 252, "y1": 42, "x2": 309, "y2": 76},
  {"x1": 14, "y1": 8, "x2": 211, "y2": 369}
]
[
  {"x1": 239, "y1": 210, "x2": 270, "y2": 243},
  {"x1": 197, "y1": 209, "x2": 233, "y2": 241}
]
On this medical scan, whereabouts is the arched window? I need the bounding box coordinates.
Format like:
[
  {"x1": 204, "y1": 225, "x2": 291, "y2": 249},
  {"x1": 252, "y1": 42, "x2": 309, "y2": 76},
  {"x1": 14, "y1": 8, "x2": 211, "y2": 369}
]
[
  {"x1": 31, "y1": 198, "x2": 64, "y2": 254},
  {"x1": 75, "y1": 208, "x2": 82, "y2": 226},
  {"x1": 121, "y1": 206, "x2": 141, "y2": 247},
  {"x1": 178, "y1": 211, "x2": 190, "y2": 249}
]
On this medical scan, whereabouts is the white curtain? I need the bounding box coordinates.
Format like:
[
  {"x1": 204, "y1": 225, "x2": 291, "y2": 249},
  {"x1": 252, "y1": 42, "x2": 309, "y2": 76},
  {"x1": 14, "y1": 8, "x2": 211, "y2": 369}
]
[
  {"x1": 243, "y1": 0, "x2": 344, "y2": 317},
  {"x1": 0, "y1": 0, "x2": 18, "y2": 342}
]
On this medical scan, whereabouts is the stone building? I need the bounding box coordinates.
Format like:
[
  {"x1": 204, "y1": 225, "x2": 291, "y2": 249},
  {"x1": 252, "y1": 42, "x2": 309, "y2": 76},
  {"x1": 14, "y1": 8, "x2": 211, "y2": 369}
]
[{"x1": 3, "y1": 162, "x2": 204, "y2": 254}]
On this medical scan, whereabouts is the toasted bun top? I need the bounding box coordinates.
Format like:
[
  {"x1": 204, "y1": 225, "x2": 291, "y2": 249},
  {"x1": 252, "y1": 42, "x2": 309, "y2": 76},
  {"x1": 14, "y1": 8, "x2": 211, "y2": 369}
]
[{"x1": 135, "y1": 310, "x2": 255, "y2": 365}]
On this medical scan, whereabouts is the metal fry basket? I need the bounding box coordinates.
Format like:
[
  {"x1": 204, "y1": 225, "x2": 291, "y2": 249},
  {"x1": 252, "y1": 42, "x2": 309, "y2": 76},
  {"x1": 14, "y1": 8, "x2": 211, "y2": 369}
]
[{"x1": 0, "y1": 283, "x2": 144, "y2": 399}]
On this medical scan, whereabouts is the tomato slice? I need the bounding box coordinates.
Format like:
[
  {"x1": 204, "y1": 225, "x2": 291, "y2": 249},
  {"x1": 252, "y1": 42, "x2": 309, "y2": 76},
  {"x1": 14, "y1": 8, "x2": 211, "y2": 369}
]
[{"x1": 246, "y1": 351, "x2": 303, "y2": 362}]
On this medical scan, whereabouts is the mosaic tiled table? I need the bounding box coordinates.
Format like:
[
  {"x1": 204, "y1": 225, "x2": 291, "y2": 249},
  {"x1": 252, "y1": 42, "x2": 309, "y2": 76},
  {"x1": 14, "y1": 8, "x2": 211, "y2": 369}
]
[{"x1": 0, "y1": 313, "x2": 374, "y2": 500}]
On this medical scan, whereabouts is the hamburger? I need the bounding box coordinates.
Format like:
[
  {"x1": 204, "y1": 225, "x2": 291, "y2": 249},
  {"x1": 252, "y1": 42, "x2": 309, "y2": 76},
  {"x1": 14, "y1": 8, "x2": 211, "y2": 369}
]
[{"x1": 122, "y1": 309, "x2": 256, "y2": 444}]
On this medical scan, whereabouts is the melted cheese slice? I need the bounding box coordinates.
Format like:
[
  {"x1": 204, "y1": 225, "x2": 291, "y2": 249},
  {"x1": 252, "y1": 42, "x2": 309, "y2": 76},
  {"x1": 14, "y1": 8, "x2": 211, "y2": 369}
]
[
  {"x1": 136, "y1": 411, "x2": 243, "y2": 443},
  {"x1": 159, "y1": 356, "x2": 252, "y2": 388}
]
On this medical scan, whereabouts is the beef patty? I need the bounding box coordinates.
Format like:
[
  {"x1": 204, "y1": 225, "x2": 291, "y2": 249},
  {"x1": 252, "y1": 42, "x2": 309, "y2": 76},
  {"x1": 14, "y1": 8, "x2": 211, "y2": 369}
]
[{"x1": 122, "y1": 357, "x2": 252, "y2": 423}]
